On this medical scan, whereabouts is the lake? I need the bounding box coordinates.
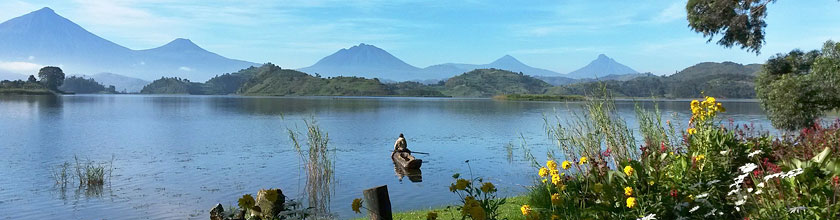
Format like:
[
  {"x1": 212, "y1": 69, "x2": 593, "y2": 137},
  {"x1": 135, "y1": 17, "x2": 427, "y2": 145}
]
[{"x1": 0, "y1": 95, "x2": 778, "y2": 219}]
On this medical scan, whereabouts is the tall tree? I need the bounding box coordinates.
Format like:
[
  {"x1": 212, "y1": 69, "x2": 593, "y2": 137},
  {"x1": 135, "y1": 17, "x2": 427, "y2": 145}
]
[
  {"x1": 27, "y1": 75, "x2": 37, "y2": 83},
  {"x1": 37, "y1": 66, "x2": 65, "y2": 91},
  {"x1": 756, "y1": 41, "x2": 840, "y2": 130}
]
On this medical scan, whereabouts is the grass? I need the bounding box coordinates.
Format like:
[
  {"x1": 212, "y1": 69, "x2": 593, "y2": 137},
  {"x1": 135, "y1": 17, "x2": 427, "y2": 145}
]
[
  {"x1": 288, "y1": 117, "x2": 335, "y2": 214},
  {"x1": 72, "y1": 155, "x2": 114, "y2": 187},
  {"x1": 492, "y1": 94, "x2": 586, "y2": 101},
  {"x1": 0, "y1": 87, "x2": 54, "y2": 95},
  {"x1": 353, "y1": 196, "x2": 528, "y2": 220}
]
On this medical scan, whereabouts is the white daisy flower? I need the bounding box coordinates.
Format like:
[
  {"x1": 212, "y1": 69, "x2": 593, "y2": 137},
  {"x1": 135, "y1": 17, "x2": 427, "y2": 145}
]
[
  {"x1": 747, "y1": 150, "x2": 762, "y2": 158},
  {"x1": 637, "y1": 214, "x2": 657, "y2": 220}
]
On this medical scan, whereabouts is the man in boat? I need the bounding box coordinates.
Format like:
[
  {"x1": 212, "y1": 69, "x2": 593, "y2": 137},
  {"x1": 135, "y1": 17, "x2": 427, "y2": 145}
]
[{"x1": 394, "y1": 133, "x2": 410, "y2": 153}]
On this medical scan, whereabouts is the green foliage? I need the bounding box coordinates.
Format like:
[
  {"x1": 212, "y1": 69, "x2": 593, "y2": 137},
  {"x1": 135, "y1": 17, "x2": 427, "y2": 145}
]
[
  {"x1": 686, "y1": 0, "x2": 774, "y2": 54},
  {"x1": 0, "y1": 79, "x2": 52, "y2": 95},
  {"x1": 238, "y1": 194, "x2": 256, "y2": 211},
  {"x1": 387, "y1": 81, "x2": 446, "y2": 97},
  {"x1": 140, "y1": 77, "x2": 209, "y2": 94},
  {"x1": 550, "y1": 62, "x2": 760, "y2": 98},
  {"x1": 37, "y1": 66, "x2": 65, "y2": 91},
  {"x1": 58, "y1": 76, "x2": 116, "y2": 94},
  {"x1": 756, "y1": 40, "x2": 840, "y2": 130},
  {"x1": 492, "y1": 94, "x2": 585, "y2": 101},
  {"x1": 447, "y1": 166, "x2": 506, "y2": 220},
  {"x1": 443, "y1": 68, "x2": 552, "y2": 97}
]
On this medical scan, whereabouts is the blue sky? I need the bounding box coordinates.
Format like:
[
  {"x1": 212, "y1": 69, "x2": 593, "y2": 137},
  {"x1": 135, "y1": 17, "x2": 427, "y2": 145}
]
[{"x1": 2, "y1": 0, "x2": 839, "y2": 75}]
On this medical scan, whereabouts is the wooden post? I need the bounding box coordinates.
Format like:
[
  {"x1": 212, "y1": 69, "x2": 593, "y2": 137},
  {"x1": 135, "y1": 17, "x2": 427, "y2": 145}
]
[{"x1": 362, "y1": 185, "x2": 392, "y2": 220}]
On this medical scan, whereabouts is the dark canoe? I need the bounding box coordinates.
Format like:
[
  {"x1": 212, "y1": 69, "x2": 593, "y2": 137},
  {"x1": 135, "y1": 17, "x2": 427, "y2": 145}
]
[{"x1": 392, "y1": 152, "x2": 422, "y2": 169}]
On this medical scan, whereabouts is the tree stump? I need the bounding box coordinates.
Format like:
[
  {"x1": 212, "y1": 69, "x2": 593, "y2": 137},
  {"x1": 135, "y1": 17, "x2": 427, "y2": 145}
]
[{"x1": 362, "y1": 185, "x2": 392, "y2": 220}]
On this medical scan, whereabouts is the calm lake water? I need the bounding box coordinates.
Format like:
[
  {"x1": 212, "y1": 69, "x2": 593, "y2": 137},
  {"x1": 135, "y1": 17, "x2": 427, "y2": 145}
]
[{"x1": 0, "y1": 95, "x2": 778, "y2": 219}]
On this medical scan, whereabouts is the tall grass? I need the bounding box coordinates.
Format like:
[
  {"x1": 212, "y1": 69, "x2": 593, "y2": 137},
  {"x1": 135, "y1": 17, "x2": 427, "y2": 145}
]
[
  {"x1": 288, "y1": 117, "x2": 335, "y2": 214},
  {"x1": 51, "y1": 162, "x2": 71, "y2": 187},
  {"x1": 72, "y1": 155, "x2": 114, "y2": 187}
]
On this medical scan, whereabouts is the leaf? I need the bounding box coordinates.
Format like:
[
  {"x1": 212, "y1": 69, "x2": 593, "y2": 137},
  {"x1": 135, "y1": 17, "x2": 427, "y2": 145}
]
[{"x1": 810, "y1": 147, "x2": 831, "y2": 164}]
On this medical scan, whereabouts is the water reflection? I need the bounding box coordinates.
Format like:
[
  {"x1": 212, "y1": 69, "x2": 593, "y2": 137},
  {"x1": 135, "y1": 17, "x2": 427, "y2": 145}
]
[{"x1": 394, "y1": 164, "x2": 422, "y2": 183}]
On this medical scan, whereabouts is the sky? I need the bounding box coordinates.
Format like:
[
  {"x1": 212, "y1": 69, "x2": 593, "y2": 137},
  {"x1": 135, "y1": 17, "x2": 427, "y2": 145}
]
[{"x1": 2, "y1": 0, "x2": 839, "y2": 75}]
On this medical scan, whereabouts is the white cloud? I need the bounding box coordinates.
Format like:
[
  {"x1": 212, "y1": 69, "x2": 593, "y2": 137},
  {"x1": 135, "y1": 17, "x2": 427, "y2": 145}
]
[
  {"x1": 653, "y1": 1, "x2": 687, "y2": 23},
  {"x1": 178, "y1": 66, "x2": 193, "y2": 71},
  {"x1": 0, "y1": 61, "x2": 44, "y2": 74}
]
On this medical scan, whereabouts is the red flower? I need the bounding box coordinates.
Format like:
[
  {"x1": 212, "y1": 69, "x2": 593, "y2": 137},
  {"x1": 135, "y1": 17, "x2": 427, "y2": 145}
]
[
  {"x1": 833, "y1": 176, "x2": 839, "y2": 187},
  {"x1": 660, "y1": 142, "x2": 666, "y2": 153},
  {"x1": 670, "y1": 189, "x2": 678, "y2": 198}
]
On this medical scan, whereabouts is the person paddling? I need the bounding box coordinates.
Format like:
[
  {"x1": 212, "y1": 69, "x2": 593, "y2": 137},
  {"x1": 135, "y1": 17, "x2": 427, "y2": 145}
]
[{"x1": 394, "y1": 133, "x2": 410, "y2": 153}]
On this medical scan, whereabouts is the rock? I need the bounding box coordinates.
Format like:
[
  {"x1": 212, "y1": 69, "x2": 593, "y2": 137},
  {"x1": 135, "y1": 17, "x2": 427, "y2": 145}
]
[
  {"x1": 210, "y1": 203, "x2": 225, "y2": 220},
  {"x1": 255, "y1": 188, "x2": 285, "y2": 217}
]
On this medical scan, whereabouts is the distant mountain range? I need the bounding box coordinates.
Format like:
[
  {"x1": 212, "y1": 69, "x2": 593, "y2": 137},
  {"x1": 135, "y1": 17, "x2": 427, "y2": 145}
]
[
  {"x1": 297, "y1": 43, "x2": 643, "y2": 82},
  {"x1": 0, "y1": 7, "x2": 645, "y2": 85},
  {"x1": 0, "y1": 7, "x2": 257, "y2": 81},
  {"x1": 76, "y1": 73, "x2": 150, "y2": 93}
]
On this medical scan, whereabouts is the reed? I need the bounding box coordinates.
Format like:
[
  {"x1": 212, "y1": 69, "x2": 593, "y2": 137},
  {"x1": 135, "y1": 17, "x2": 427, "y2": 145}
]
[{"x1": 288, "y1": 117, "x2": 335, "y2": 214}]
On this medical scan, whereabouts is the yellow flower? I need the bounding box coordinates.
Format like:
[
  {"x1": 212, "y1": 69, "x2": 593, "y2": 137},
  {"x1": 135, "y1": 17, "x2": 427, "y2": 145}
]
[
  {"x1": 686, "y1": 128, "x2": 696, "y2": 135},
  {"x1": 351, "y1": 198, "x2": 362, "y2": 213},
  {"x1": 623, "y1": 165, "x2": 634, "y2": 176},
  {"x1": 716, "y1": 102, "x2": 726, "y2": 112},
  {"x1": 480, "y1": 182, "x2": 496, "y2": 193},
  {"x1": 550, "y1": 169, "x2": 559, "y2": 176},
  {"x1": 520, "y1": 205, "x2": 532, "y2": 216},
  {"x1": 426, "y1": 211, "x2": 438, "y2": 220},
  {"x1": 455, "y1": 178, "x2": 470, "y2": 190},
  {"x1": 696, "y1": 154, "x2": 705, "y2": 161},
  {"x1": 542, "y1": 178, "x2": 548, "y2": 183},
  {"x1": 561, "y1": 160, "x2": 572, "y2": 170},
  {"x1": 688, "y1": 194, "x2": 695, "y2": 201},
  {"x1": 538, "y1": 167, "x2": 548, "y2": 177},
  {"x1": 624, "y1": 186, "x2": 633, "y2": 196},
  {"x1": 626, "y1": 197, "x2": 637, "y2": 208},
  {"x1": 449, "y1": 184, "x2": 456, "y2": 192},
  {"x1": 551, "y1": 215, "x2": 560, "y2": 220},
  {"x1": 579, "y1": 156, "x2": 588, "y2": 165},
  {"x1": 551, "y1": 174, "x2": 562, "y2": 185},
  {"x1": 551, "y1": 193, "x2": 562, "y2": 205},
  {"x1": 648, "y1": 180, "x2": 655, "y2": 186},
  {"x1": 704, "y1": 96, "x2": 715, "y2": 104},
  {"x1": 546, "y1": 160, "x2": 557, "y2": 171}
]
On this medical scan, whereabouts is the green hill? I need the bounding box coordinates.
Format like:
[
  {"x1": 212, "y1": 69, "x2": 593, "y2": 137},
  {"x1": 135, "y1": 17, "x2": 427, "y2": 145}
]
[
  {"x1": 59, "y1": 76, "x2": 116, "y2": 94},
  {"x1": 140, "y1": 77, "x2": 209, "y2": 94},
  {"x1": 442, "y1": 68, "x2": 552, "y2": 97},
  {"x1": 549, "y1": 62, "x2": 761, "y2": 98}
]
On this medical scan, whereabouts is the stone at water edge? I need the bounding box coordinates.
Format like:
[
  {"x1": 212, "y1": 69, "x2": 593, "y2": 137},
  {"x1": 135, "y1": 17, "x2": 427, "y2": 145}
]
[
  {"x1": 210, "y1": 203, "x2": 226, "y2": 220},
  {"x1": 256, "y1": 188, "x2": 285, "y2": 217}
]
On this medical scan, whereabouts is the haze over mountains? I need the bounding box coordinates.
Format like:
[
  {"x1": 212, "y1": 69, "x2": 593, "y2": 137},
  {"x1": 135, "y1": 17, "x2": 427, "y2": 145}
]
[
  {"x1": 298, "y1": 43, "x2": 642, "y2": 82},
  {"x1": 0, "y1": 7, "x2": 647, "y2": 88},
  {"x1": 0, "y1": 7, "x2": 257, "y2": 82}
]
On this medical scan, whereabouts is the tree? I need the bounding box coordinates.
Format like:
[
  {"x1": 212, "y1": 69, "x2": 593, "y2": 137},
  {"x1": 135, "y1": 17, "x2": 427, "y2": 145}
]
[
  {"x1": 37, "y1": 66, "x2": 65, "y2": 91},
  {"x1": 687, "y1": 0, "x2": 839, "y2": 54},
  {"x1": 686, "y1": 0, "x2": 774, "y2": 54},
  {"x1": 27, "y1": 75, "x2": 37, "y2": 83},
  {"x1": 756, "y1": 41, "x2": 840, "y2": 130}
]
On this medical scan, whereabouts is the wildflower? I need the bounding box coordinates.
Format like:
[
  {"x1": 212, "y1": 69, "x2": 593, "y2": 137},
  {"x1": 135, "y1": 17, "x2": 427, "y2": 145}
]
[
  {"x1": 833, "y1": 176, "x2": 839, "y2": 187},
  {"x1": 579, "y1": 156, "x2": 588, "y2": 165},
  {"x1": 689, "y1": 206, "x2": 699, "y2": 213},
  {"x1": 480, "y1": 182, "x2": 496, "y2": 193},
  {"x1": 551, "y1": 215, "x2": 560, "y2": 220},
  {"x1": 687, "y1": 128, "x2": 696, "y2": 135},
  {"x1": 687, "y1": 194, "x2": 695, "y2": 201},
  {"x1": 426, "y1": 211, "x2": 438, "y2": 220},
  {"x1": 624, "y1": 165, "x2": 635, "y2": 176},
  {"x1": 789, "y1": 206, "x2": 807, "y2": 214},
  {"x1": 660, "y1": 142, "x2": 666, "y2": 153},
  {"x1": 735, "y1": 199, "x2": 746, "y2": 206},
  {"x1": 542, "y1": 178, "x2": 547, "y2": 184},
  {"x1": 551, "y1": 174, "x2": 562, "y2": 185},
  {"x1": 561, "y1": 160, "x2": 572, "y2": 170},
  {"x1": 551, "y1": 193, "x2": 562, "y2": 205},
  {"x1": 637, "y1": 214, "x2": 657, "y2": 220},
  {"x1": 520, "y1": 204, "x2": 532, "y2": 216},
  {"x1": 449, "y1": 184, "x2": 456, "y2": 192},
  {"x1": 550, "y1": 169, "x2": 559, "y2": 176},
  {"x1": 351, "y1": 198, "x2": 362, "y2": 213},
  {"x1": 626, "y1": 197, "x2": 637, "y2": 208},
  {"x1": 670, "y1": 189, "x2": 678, "y2": 198},
  {"x1": 695, "y1": 154, "x2": 705, "y2": 161},
  {"x1": 738, "y1": 163, "x2": 757, "y2": 174},
  {"x1": 546, "y1": 160, "x2": 558, "y2": 171},
  {"x1": 454, "y1": 179, "x2": 470, "y2": 190},
  {"x1": 624, "y1": 186, "x2": 633, "y2": 196},
  {"x1": 747, "y1": 150, "x2": 762, "y2": 158},
  {"x1": 696, "y1": 193, "x2": 708, "y2": 199},
  {"x1": 538, "y1": 167, "x2": 548, "y2": 177}
]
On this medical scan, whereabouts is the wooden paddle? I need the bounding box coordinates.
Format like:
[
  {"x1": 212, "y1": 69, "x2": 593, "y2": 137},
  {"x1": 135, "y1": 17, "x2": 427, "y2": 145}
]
[{"x1": 392, "y1": 150, "x2": 430, "y2": 155}]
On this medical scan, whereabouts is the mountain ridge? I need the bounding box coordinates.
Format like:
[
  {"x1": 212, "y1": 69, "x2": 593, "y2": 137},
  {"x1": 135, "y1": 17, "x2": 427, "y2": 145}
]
[{"x1": 565, "y1": 54, "x2": 639, "y2": 79}]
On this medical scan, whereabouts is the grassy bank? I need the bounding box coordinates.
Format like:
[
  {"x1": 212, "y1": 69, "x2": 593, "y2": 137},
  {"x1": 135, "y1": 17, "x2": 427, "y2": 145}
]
[
  {"x1": 492, "y1": 94, "x2": 585, "y2": 101},
  {"x1": 0, "y1": 88, "x2": 55, "y2": 95},
  {"x1": 353, "y1": 196, "x2": 527, "y2": 220}
]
